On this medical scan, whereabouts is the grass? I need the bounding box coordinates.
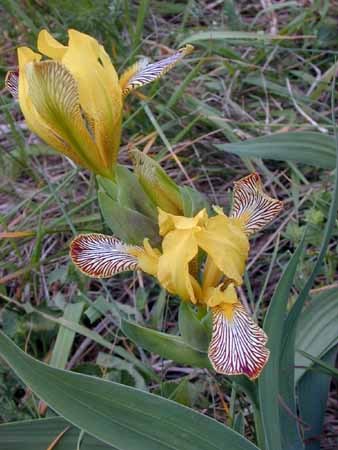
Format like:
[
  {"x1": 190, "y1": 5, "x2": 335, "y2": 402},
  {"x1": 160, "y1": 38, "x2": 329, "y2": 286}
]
[{"x1": 0, "y1": 1, "x2": 337, "y2": 448}]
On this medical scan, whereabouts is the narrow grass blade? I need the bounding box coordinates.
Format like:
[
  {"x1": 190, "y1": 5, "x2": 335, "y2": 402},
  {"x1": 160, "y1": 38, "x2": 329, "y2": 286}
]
[
  {"x1": 0, "y1": 292, "x2": 159, "y2": 382},
  {"x1": 179, "y1": 31, "x2": 308, "y2": 46},
  {"x1": 50, "y1": 302, "x2": 84, "y2": 369},
  {"x1": 166, "y1": 59, "x2": 203, "y2": 110},
  {"x1": 33, "y1": 308, "x2": 115, "y2": 352},
  {"x1": 217, "y1": 132, "x2": 336, "y2": 169},
  {"x1": 0, "y1": 417, "x2": 113, "y2": 450},
  {"x1": 297, "y1": 350, "x2": 338, "y2": 378},
  {"x1": 133, "y1": 0, "x2": 150, "y2": 49},
  {"x1": 0, "y1": 330, "x2": 259, "y2": 450}
]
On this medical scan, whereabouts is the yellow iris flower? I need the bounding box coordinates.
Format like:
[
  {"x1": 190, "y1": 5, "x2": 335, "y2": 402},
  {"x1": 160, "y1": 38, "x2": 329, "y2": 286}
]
[
  {"x1": 70, "y1": 173, "x2": 283, "y2": 379},
  {"x1": 5, "y1": 29, "x2": 193, "y2": 178}
]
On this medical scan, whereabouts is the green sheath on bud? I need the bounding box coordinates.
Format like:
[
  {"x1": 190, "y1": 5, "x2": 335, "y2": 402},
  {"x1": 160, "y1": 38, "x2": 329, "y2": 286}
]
[{"x1": 131, "y1": 149, "x2": 183, "y2": 214}]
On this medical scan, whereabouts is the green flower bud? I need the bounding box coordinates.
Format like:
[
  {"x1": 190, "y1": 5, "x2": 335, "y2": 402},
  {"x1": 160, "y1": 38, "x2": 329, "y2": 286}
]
[{"x1": 131, "y1": 149, "x2": 183, "y2": 215}]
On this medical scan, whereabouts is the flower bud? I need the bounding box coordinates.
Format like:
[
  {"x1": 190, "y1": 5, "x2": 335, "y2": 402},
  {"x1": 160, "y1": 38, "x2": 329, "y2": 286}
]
[{"x1": 131, "y1": 149, "x2": 183, "y2": 214}]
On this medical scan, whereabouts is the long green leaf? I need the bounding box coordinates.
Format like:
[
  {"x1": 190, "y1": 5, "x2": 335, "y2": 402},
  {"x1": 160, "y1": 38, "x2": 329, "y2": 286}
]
[
  {"x1": 298, "y1": 347, "x2": 337, "y2": 450},
  {"x1": 121, "y1": 318, "x2": 212, "y2": 369},
  {"x1": 295, "y1": 287, "x2": 338, "y2": 383},
  {"x1": 178, "y1": 303, "x2": 210, "y2": 352},
  {"x1": 0, "y1": 330, "x2": 258, "y2": 450},
  {"x1": 0, "y1": 417, "x2": 113, "y2": 450},
  {"x1": 216, "y1": 132, "x2": 336, "y2": 169},
  {"x1": 279, "y1": 128, "x2": 338, "y2": 450},
  {"x1": 258, "y1": 239, "x2": 305, "y2": 450},
  {"x1": 121, "y1": 319, "x2": 258, "y2": 411}
]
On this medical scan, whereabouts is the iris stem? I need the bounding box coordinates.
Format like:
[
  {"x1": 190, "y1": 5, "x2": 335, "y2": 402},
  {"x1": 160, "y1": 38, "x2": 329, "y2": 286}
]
[{"x1": 253, "y1": 405, "x2": 266, "y2": 450}]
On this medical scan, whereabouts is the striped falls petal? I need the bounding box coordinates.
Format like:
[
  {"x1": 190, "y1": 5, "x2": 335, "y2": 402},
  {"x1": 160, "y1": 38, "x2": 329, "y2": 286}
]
[
  {"x1": 70, "y1": 233, "x2": 139, "y2": 278},
  {"x1": 5, "y1": 70, "x2": 19, "y2": 100},
  {"x1": 208, "y1": 303, "x2": 269, "y2": 380},
  {"x1": 231, "y1": 172, "x2": 283, "y2": 235},
  {"x1": 119, "y1": 44, "x2": 194, "y2": 96}
]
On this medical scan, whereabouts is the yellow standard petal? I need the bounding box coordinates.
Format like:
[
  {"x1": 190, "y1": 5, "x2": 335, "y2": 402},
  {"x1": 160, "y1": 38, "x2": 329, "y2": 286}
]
[
  {"x1": 158, "y1": 208, "x2": 207, "y2": 236},
  {"x1": 157, "y1": 228, "x2": 199, "y2": 302},
  {"x1": 197, "y1": 213, "x2": 249, "y2": 286},
  {"x1": 61, "y1": 29, "x2": 123, "y2": 172},
  {"x1": 204, "y1": 283, "x2": 238, "y2": 309},
  {"x1": 37, "y1": 29, "x2": 67, "y2": 60}
]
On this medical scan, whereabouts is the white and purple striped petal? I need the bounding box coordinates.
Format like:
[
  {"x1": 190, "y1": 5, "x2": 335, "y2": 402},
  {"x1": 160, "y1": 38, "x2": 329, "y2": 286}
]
[
  {"x1": 208, "y1": 303, "x2": 269, "y2": 379},
  {"x1": 231, "y1": 172, "x2": 283, "y2": 235},
  {"x1": 70, "y1": 233, "x2": 139, "y2": 278},
  {"x1": 120, "y1": 44, "x2": 193, "y2": 96}
]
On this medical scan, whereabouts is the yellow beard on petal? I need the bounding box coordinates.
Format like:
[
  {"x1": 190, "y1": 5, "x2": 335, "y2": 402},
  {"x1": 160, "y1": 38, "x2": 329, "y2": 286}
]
[
  {"x1": 218, "y1": 303, "x2": 235, "y2": 321},
  {"x1": 204, "y1": 283, "x2": 238, "y2": 310}
]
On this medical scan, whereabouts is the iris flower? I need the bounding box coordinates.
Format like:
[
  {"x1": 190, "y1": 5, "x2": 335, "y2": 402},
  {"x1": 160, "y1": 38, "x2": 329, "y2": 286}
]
[
  {"x1": 70, "y1": 173, "x2": 283, "y2": 379},
  {"x1": 5, "y1": 29, "x2": 193, "y2": 178}
]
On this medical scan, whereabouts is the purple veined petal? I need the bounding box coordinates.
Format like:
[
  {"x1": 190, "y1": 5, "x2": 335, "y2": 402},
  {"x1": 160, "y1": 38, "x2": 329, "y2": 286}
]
[
  {"x1": 231, "y1": 172, "x2": 283, "y2": 235},
  {"x1": 120, "y1": 44, "x2": 193, "y2": 96},
  {"x1": 70, "y1": 233, "x2": 139, "y2": 278},
  {"x1": 208, "y1": 302, "x2": 270, "y2": 380},
  {"x1": 5, "y1": 69, "x2": 19, "y2": 100}
]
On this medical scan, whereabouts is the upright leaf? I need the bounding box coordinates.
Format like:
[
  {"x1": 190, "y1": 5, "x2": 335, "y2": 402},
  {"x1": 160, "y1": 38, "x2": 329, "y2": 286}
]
[
  {"x1": 178, "y1": 302, "x2": 210, "y2": 352},
  {"x1": 298, "y1": 347, "x2": 337, "y2": 450},
  {"x1": 258, "y1": 239, "x2": 305, "y2": 450},
  {"x1": 295, "y1": 287, "x2": 338, "y2": 383},
  {"x1": 279, "y1": 132, "x2": 338, "y2": 450}
]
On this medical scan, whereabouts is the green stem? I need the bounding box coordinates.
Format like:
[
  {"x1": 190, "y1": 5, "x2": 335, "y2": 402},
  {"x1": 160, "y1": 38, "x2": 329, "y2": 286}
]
[{"x1": 253, "y1": 404, "x2": 266, "y2": 450}]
